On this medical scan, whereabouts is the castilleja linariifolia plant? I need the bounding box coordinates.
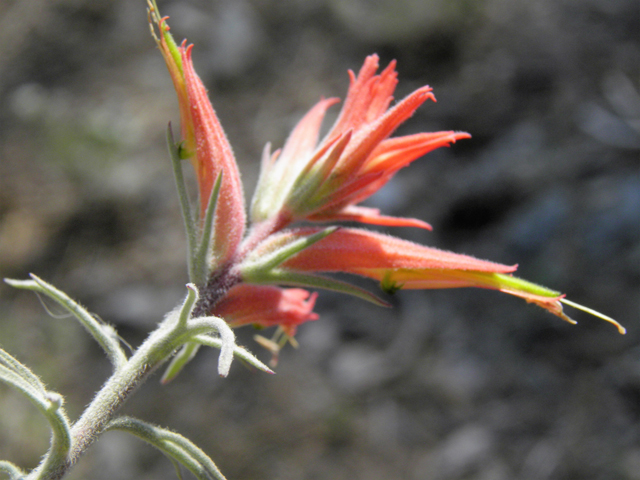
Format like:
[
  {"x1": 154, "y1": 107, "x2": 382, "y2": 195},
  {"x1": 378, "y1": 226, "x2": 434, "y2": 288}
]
[{"x1": 0, "y1": 2, "x2": 625, "y2": 479}]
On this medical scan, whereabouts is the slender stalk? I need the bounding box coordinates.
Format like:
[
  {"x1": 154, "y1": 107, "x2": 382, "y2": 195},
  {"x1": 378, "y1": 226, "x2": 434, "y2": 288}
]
[
  {"x1": 191, "y1": 263, "x2": 241, "y2": 318},
  {"x1": 27, "y1": 325, "x2": 171, "y2": 480},
  {"x1": 25, "y1": 284, "x2": 236, "y2": 479},
  {"x1": 167, "y1": 124, "x2": 198, "y2": 283}
]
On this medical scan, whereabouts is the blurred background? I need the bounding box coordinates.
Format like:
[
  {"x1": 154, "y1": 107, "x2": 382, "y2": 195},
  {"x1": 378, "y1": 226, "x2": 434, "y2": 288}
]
[{"x1": 0, "y1": 0, "x2": 638, "y2": 478}]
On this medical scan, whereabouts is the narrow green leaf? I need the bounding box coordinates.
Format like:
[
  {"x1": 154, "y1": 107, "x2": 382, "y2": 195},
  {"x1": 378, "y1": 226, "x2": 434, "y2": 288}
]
[
  {"x1": 175, "y1": 283, "x2": 199, "y2": 330},
  {"x1": 106, "y1": 416, "x2": 227, "y2": 480},
  {"x1": 0, "y1": 346, "x2": 46, "y2": 392},
  {"x1": 242, "y1": 227, "x2": 338, "y2": 279},
  {"x1": 192, "y1": 334, "x2": 275, "y2": 374},
  {"x1": 167, "y1": 124, "x2": 198, "y2": 283},
  {"x1": 193, "y1": 172, "x2": 223, "y2": 285},
  {"x1": 0, "y1": 363, "x2": 47, "y2": 410},
  {"x1": 185, "y1": 316, "x2": 236, "y2": 377},
  {"x1": 0, "y1": 362, "x2": 71, "y2": 475},
  {"x1": 161, "y1": 342, "x2": 201, "y2": 384},
  {"x1": 256, "y1": 269, "x2": 390, "y2": 307},
  {"x1": 4, "y1": 275, "x2": 127, "y2": 370}
]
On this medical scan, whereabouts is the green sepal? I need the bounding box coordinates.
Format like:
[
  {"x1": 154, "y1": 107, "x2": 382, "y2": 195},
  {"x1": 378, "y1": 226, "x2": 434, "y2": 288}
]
[
  {"x1": 252, "y1": 269, "x2": 390, "y2": 307},
  {"x1": 286, "y1": 132, "x2": 352, "y2": 215},
  {"x1": 177, "y1": 141, "x2": 191, "y2": 161},
  {"x1": 161, "y1": 342, "x2": 201, "y2": 384},
  {"x1": 106, "y1": 416, "x2": 227, "y2": 480},
  {"x1": 380, "y1": 271, "x2": 404, "y2": 295},
  {"x1": 242, "y1": 227, "x2": 338, "y2": 280},
  {"x1": 492, "y1": 273, "x2": 561, "y2": 297},
  {"x1": 193, "y1": 171, "x2": 223, "y2": 285}
]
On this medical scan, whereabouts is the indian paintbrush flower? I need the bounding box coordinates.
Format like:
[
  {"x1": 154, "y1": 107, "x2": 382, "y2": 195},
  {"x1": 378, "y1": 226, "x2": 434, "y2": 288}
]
[
  {"x1": 150, "y1": 5, "x2": 245, "y2": 273},
  {"x1": 149, "y1": 3, "x2": 624, "y2": 356},
  {"x1": 213, "y1": 284, "x2": 319, "y2": 338},
  {"x1": 241, "y1": 228, "x2": 625, "y2": 333},
  {"x1": 2, "y1": 8, "x2": 625, "y2": 480},
  {"x1": 250, "y1": 54, "x2": 471, "y2": 231}
]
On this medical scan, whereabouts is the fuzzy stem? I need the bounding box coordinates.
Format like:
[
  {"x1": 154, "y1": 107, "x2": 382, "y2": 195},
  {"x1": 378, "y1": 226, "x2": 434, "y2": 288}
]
[
  {"x1": 191, "y1": 263, "x2": 241, "y2": 318},
  {"x1": 26, "y1": 283, "x2": 236, "y2": 480},
  {"x1": 27, "y1": 324, "x2": 172, "y2": 480}
]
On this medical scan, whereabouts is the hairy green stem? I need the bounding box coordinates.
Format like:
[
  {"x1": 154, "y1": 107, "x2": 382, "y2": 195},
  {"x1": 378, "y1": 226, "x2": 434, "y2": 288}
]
[
  {"x1": 26, "y1": 289, "x2": 234, "y2": 479},
  {"x1": 27, "y1": 324, "x2": 174, "y2": 480}
]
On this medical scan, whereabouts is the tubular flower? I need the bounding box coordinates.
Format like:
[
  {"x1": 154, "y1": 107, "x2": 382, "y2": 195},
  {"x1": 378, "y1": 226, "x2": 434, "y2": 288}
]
[
  {"x1": 212, "y1": 284, "x2": 319, "y2": 337},
  {"x1": 244, "y1": 228, "x2": 626, "y2": 334},
  {"x1": 150, "y1": 2, "x2": 623, "y2": 353},
  {"x1": 250, "y1": 54, "x2": 471, "y2": 230},
  {"x1": 150, "y1": 8, "x2": 245, "y2": 268}
]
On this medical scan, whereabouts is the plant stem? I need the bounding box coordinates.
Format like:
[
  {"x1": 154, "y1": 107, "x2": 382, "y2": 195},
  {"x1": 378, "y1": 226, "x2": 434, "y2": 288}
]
[
  {"x1": 191, "y1": 263, "x2": 241, "y2": 318},
  {"x1": 27, "y1": 319, "x2": 182, "y2": 480}
]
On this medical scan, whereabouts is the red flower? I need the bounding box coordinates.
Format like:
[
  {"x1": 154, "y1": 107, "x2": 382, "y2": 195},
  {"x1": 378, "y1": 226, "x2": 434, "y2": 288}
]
[
  {"x1": 244, "y1": 227, "x2": 625, "y2": 333},
  {"x1": 213, "y1": 284, "x2": 319, "y2": 337},
  {"x1": 151, "y1": 8, "x2": 623, "y2": 342},
  {"x1": 251, "y1": 55, "x2": 470, "y2": 230},
  {"x1": 152, "y1": 15, "x2": 245, "y2": 268}
]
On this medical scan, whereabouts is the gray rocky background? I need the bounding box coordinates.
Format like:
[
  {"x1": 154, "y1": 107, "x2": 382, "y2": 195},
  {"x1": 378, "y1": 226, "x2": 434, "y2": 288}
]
[{"x1": 0, "y1": 0, "x2": 638, "y2": 479}]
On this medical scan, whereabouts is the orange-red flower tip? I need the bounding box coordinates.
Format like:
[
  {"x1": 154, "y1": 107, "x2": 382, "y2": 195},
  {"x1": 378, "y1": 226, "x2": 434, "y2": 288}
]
[
  {"x1": 152, "y1": 8, "x2": 246, "y2": 268},
  {"x1": 271, "y1": 228, "x2": 624, "y2": 333},
  {"x1": 250, "y1": 55, "x2": 469, "y2": 230},
  {"x1": 492, "y1": 274, "x2": 626, "y2": 333},
  {"x1": 309, "y1": 206, "x2": 433, "y2": 230},
  {"x1": 213, "y1": 284, "x2": 319, "y2": 337},
  {"x1": 179, "y1": 43, "x2": 246, "y2": 266}
]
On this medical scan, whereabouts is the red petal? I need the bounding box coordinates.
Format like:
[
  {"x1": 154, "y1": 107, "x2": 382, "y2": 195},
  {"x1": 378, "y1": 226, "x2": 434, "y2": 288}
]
[
  {"x1": 335, "y1": 86, "x2": 436, "y2": 180},
  {"x1": 214, "y1": 284, "x2": 319, "y2": 335},
  {"x1": 310, "y1": 205, "x2": 432, "y2": 230},
  {"x1": 282, "y1": 228, "x2": 516, "y2": 273},
  {"x1": 182, "y1": 46, "x2": 246, "y2": 264},
  {"x1": 327, "y1": 54, "x2": 397, "y2": 136},
  {"x1": 278, "y1": 97, "x2": 340, "y2": 169},
  {"x1": 366, "y1": 131, "x2": 472, "y2": 173}
]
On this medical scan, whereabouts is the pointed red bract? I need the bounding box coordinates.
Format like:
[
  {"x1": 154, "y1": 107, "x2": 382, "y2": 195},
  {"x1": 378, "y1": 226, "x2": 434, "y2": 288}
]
[
  {"x1": 151, "y1": 11, "x2": 245, "y2": 268},
  {"x1": 278, "y1": 228, "x2": 516, "y2": 274},
  {"x1": 314, "y1": 205, "x2": 433, "y2": 230},
  {"x1": 213, "y1": 284, "x2": 319, "y2": 337},
  {"x1": 181, "y1": 46, "x2": 246, "y2": 265},
  {"x1": 328, "y1": 56, "x2": 398, "y2": 135},
  {"x1": 250, "y1": 54, "x2": 470, "y2": 230}
]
